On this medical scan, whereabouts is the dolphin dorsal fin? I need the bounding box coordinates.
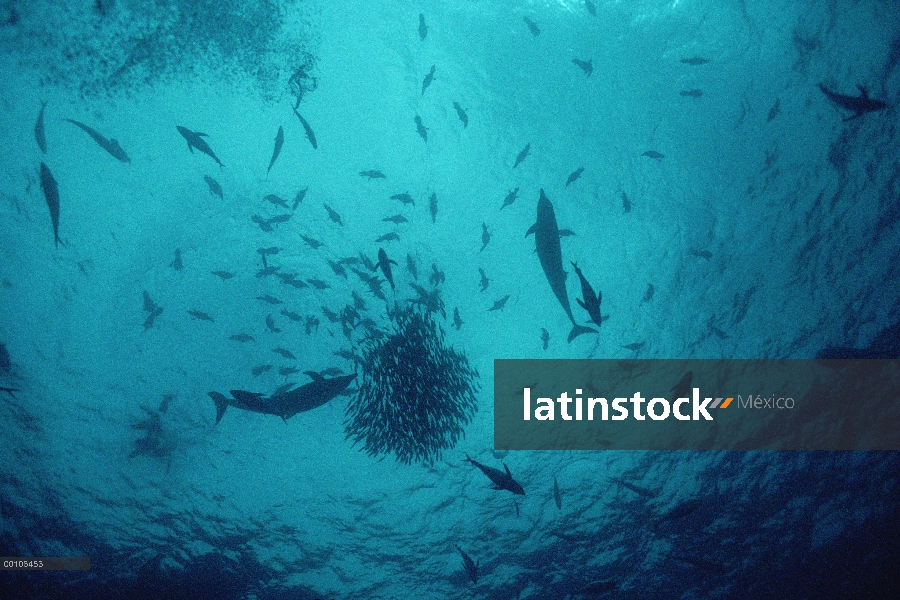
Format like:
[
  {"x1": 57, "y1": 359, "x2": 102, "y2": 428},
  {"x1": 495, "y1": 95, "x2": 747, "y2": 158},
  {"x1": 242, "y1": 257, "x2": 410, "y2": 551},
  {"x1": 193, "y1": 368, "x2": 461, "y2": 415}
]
[
  {"x1": 304, "y1": 370, "x2": 323, "y2": 381},
  {"x1": 504, "y1": 463, "x2": 512, "y2": 477}
]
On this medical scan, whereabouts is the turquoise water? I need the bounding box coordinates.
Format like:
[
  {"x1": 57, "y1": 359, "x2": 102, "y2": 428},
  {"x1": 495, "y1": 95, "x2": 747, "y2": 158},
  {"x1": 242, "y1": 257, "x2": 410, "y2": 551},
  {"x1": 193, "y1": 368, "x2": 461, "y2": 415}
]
[{"x1": 1, "y1": 1, "x2": 898, "y2": 598}]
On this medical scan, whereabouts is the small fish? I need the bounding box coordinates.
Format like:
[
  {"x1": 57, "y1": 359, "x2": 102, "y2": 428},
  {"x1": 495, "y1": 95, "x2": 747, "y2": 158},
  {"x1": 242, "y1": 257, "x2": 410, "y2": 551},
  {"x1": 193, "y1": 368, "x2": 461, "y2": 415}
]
[
  {"x1": 585, "y1": 0, "x2": 596, "y2": 16},
  {"x1": 301, "y1": 235, "x2": 323, "y2": 249},
  {"x1": 143, "y1": 306, "x2": 163, "y2": 330},
  {"x1": 376, "y1": 232, "x2": 400, "y2": 243},
  {"x1": 540, "y1": 328, "x2": 549, "y2": 350},
  {"x1": 566, "y1": 167, "x2": 584, "y2": 186},
  {"x1": 690, "y1": 248, "x2": 712, "y2": 259},
  {"x1": 158, "y1": 393, "x2": 175, "y2": 413},
  {"x1": 453, "y1": 307, "x2": 463, "y2": 330},
  {"x1": 170, "y1": 248, "x2": 183, "y2": 271},
  {"x1": 323, "y1": 203, "x2": 343, "y2": 226},
  {"x1": 622, "y1": 191, "x2": 631, "y2": 213},
  {"x1": 67, "y1": 119, "x2": 130, "y2": 162},
  {"x1": 414, "y1": 115, "x2": 428, "y2": 142},
  {"x1": 188, "y1": 309, "x2": 214, "y2": 322},
  {"x1": 251, "y1": 214, "x2": 273, "y2": 232},
  {"x1": 680, "y1": 89, "x2": 703, "y2": 97},
  {"x1": 456, "y1": 546, "x2": 479, "y2": 585},
  {"x1": 176, "y1": 125, "x2": 224, "y2": 168},
  {"x1": 265, "y1": 314, "x2": 281, "y2": 333},
  {"x1": 453, "y1": 102, "x2": 468, "y2": 128},
  {"x1": 767, "y1": 98, "x2": 780, "y2": 123},
  {"x1": 489, "y1": 294, "x2": 510, "y2": 311},
  {"x1": 280, "y1": 309, "x2": 302, "y2": 322},
  {"x1": 391, "y1": 192, "x2": 415, "y2": 206},
  {"x1": 383, "y1": 214, "x2": 408, "y2": 224},
  {"x1": 642, "y1": 283, "x2": 655, "y2": 303},
  {"x1": 513, "y1": 143, "x2": 530, "y2": 168},
  {"x1": 418, "y1": 13, "x2": 428, "y2": 41},
  {"x1": 307, "y1": 278, "x2": 330, "y2": 290},
  {"x1": 642, "y1": 150, "x2": 664, "y2": 160},
  {"x1": 322, "y1": 306, "x2": 340, "y2": 323},
  {"x1": 681, "y1": 57, "x2": 710, "y2": 66},
  {"x1": 328, "y1": 260, "x2": 347, "y2": 278},
  {"x1": 267, "y1": 126, "x2": 284, "y2": 175},
  {"x1": 204, "y1": 175, "x2": 223, "y2": 199},
  {"x1": 622, "y1": 342, "x2": 645, "y2": 352},
  {"x1": 252, "y1": 364, "x2": 273, "y2": 377},
  {"x1": 35, "y1": 101, "x2": 47, "y2": 154},
  {"x1": 293, "y1": 187, "x2": 307, "y2": 209},
  {"x1": 230, "y1": 333, "x2": 254, "y2": 342},
  {"x1": 272, "y1": 347, "x2": 297, "y2": 360},
  {"x1": 376, "y1": 248, "x2": 397, "y2": 290},
  {"x1": 263, "y1": 194, "x2": 289, "y2": 209},
  {"x1": 267, "y1": 213, "x2": 292, "y2": 224},
  {"x1": 480, "y1": 223, "x2": 491, "y2": 251},
  {"x1": 39, "y1": 162, "x2": 61, "y2": 248},
  {"x1": 478, "y1": 268, "x2": 489, "y2": 292},
  {"x1": 256, "y1": 266, "x2": 279, "y2": 278},
  {"x1": 421, "y1": 65, "x2": 436, "y2": 96},
  {"x1": 256, "y1": 294, "x2": 283, "y2": 305},
  {"x1": 406, "y1": 254, "x2": 418, "y2": 280},
  {"x1": 429, "y1": 193, "x2": 437, "y2": 223},
  {"x1": 211, "y1": 270, "x2": 234, "y2": 280},
  {"x1": 553, "y1": 476, "x2": 562, "y2": 509},
  {"x1": 501, "y1": 188, "x2": 518, "y2": 210},
  {"x1": 304, "y1": 316, "x2": 319, "y2": 334},
  {"x1": 572, "y1": 58, "x2": 592, "y2": 76},
  {"x1": 571, "y1": 262, "x2": 604, "y2": 329},
  {"x1": 430, "y1": 264, "x2": 445, "y2": 285},
  {"x1": 142, "y1": 291, "x2": 158, "y2": 313},
  {"x1": 286, "y1": 279, "x2": 308, "y2": 289},
  {"x1": 359, "y1": 170, "x2": 386, "y2": 180},
  {"x1": 351, "y1": 291, "x2": 367, "y2": 310},
  {"x1": 523, "y1": 16, "x2": 540, "y2": 36},
  {"x1": 292, "y1": 109, "x2": 318, "y2": 149}
]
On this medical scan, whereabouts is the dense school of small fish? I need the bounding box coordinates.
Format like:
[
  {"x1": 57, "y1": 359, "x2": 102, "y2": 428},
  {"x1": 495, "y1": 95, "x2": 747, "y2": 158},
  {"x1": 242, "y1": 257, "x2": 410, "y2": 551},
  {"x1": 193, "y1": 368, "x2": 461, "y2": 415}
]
[{"x1": 22, "y1": 5, "x2": 891, "y2": 590}]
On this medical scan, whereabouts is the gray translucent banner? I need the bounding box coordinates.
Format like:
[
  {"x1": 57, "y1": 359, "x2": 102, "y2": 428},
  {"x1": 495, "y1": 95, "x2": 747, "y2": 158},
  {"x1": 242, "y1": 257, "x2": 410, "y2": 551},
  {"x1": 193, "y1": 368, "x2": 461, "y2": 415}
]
[
  {"x1": 1, "y1": 557, "x2": 90, "y2": 570},
  {"x1": 494, "y1": 359, "x2": 900, "y2": 450}
]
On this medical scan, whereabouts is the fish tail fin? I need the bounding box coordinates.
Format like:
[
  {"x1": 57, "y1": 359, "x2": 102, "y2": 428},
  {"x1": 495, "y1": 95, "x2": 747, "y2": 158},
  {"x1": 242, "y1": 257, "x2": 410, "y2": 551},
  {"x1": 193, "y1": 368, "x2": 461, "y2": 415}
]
[
  {"x1": 208, "y1": 392, "x2": 228, "y2": 425},
  {"x1": 567, "y1": 324, "x2": 597, "y2": 343}
]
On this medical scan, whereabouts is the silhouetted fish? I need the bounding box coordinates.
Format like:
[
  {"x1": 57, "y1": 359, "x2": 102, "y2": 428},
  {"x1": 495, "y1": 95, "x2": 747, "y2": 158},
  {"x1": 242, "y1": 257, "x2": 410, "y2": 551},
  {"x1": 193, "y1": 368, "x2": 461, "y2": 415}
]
[
  {"x1": 418, "y1": 13, "x2": 428, "y2": 41},
  {"x1": 526, "y1": 190, "x2": 597, "y2": 342},
  {"x1": 571, "y1": 262, "x2": 605, "y2": 328},
  {"x1": 456, "y1": 546, "x2": 479, "y2": 584},
  {"x1": 585, "y1": 1, "x2": 596, "y2": 16},
  {"x1": 415, "y1": 115, "x2": 428, "y2": 142},
  {"x1": 67, "y1": 119, "x2": 130, "y2": 162},
  {"x1": 422, "y1": 65, "x2": 436, "y2": 96},
  {"x1": 501, "y1": 188, "x2": 518, "y2": 210},
  {"x1": 572, "y1": 58, "x2": 592, "y2": 76},
  {"x1": 267, "y1": 125, "x2": 284, "y2": 175},
  {"x1": 360, "y1": 170, "x2": 386, "y2": 180},
  {"x1": 324, "y1": 204, "x2": 343, "y2": 225},
  {"x1": 513, "y1": 143, "x2": 530, "y2": 168},
  {"x1": 35, "y1": 101, "x2": 47, "y2": 154},
  {"x1": 429, "y1": 193, "x2": 437, "y2": 222},
  {"x1": 453, "y1": 102, "x2": 468, "y2": 127},
  {"x1": 375, "y1": 248, "x2": 397, "y2": 290},
  {"x1": 204, "y1": 175, "x2": 223, "y2": 199},
  {"x1": 481, "y1": 223, "x2": 490, "y2": 251},
  {"x1": 642, "y1": 150, "x2": 664, "y2": 159},
  {"x1": 170, "y1": 248, "x2": 182, "y2": 271},
  {"x1": 465, "y1": 454, "x2": 525, "y2": 495},
  {"x1": 818, "y1": 83, "x2": 887, "y2": 121},
  {"x1": 523, "y1": 16, "x2": 540, "y2": 36},
  {"x1": 293, "y1": 109, "x2": 318, "y2": 149},
  {"x1": 566, "y1": 167, "x2": 584, "y2": 186},
  {"x1": 176, "y1": 126, "x2": 223, "y2": 167},
  {"x1": 488, "y1": 294, "x2": 509, "y2": 311},
  {"x1": 680, "y1": 89, "x2": 703, "y2": 97},
  {"x1": 39, "y1": 162, "x2": 61, "y2": 248}
]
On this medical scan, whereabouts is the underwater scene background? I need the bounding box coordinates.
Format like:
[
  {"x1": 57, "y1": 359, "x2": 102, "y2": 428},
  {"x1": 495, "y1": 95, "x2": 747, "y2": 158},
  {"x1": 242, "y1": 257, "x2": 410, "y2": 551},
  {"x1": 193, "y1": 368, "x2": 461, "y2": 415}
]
[{"x1": 1, "y1": 0, "x2": 899, "y2": 598}]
